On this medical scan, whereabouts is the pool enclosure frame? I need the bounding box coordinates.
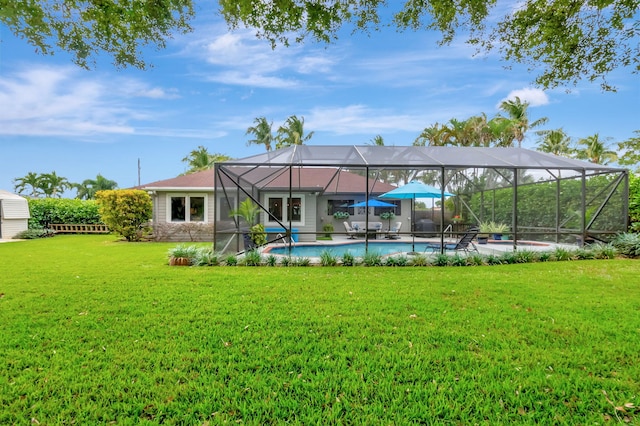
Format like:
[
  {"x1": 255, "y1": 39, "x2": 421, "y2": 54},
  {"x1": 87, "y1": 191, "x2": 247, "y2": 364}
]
[{"x1": 213, "y1": 146, "x2": 628, "y2": 254}]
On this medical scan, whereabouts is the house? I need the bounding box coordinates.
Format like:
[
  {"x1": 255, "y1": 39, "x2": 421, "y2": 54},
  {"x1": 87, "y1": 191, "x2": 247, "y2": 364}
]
[
  {"x1": 137, "y1": 168, "x2": 407, "y2": 242},
  {"x1": 0, "y1": 190, "x2": 30, "y2": 239}
]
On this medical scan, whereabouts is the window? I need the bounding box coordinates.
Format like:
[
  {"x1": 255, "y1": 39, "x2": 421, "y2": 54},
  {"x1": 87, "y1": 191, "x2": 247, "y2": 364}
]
[
  {"x1": 269, "y1": 198, "x2": 283, "y2": 221},
  {"x1": 266, "y1": 195, "x2": 304, "y2": 224},
  {"x1": 328, "y1": 200, "x2": 354, "y2": 216},
  {"x1": 288, "y1": 198, "x2": 302, "y2": 221},
  {"x1": 374, "y1": 200, "x2": 401, "y2": 216},
  {"x1": 168, "y1": 194, "x2": 207, "y2": 222}
]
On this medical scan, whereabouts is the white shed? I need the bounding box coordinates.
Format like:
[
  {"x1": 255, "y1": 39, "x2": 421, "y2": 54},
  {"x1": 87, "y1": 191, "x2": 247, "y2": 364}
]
[{"x1": 0, "y1": 190, "x2": 30, "y2": 239}]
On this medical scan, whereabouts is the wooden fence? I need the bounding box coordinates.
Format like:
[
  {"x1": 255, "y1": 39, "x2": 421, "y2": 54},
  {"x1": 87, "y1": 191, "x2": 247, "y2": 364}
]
[{"x1": 49, "y1": 224, "x2": 110, "y2": 234}]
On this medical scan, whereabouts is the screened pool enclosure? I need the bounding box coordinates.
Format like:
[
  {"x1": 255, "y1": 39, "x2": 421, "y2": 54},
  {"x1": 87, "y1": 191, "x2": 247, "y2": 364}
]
[{"x1": 213, "y1": 146, "x2": 628, "y2": 254}]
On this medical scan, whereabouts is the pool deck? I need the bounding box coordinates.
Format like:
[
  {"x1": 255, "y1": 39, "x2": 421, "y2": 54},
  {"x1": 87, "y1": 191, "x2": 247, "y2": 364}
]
[{"x1": 263, "y1": 232, "x2": 577, "y2": 257}]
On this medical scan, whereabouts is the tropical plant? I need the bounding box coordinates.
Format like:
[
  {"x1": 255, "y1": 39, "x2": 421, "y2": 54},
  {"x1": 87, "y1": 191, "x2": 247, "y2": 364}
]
[
  {"x1": 498, "y1": 97, "x2": 548, "y2": 148},
  {"x1": 246, "y1": 117, "x2": 275, "y2": 151},
  {"x1": 38, "y1": 171, "x2": 72, "y2": 198},
  {"x1": 320, "y1": 250, "x2": 338, "y2": 266},
  {"x1": 249, "y1": 223, "x2": 267, "y2": 246},
  {"x1": 182, "y1": 146, "x2": 232, "y2": 173},
  {"x1": 611, "y1": 233, "x2": 640, "y2": 258},
  {"x1": 276, "y1": 115, "x2": 314, "y2": 148},
  {"x1": 265, "y1": 255, "x2": 278, "y2": 266},
  {"x1": 74, "y1": 174, "x2": 118, "y2": 200},
  {"x1": 362, "y1": 251, "x2": 383, "y2": 266},
  {"x1": 230, "y1": 198, "x2": 261, "y2": 226},
  {"x1": 536, "y1": 128, "x2": 573, "y2": 157},
  {"x1": 13, "y1": 172, "x2": 43, "y2": 198},
  {"x1": 340, "y1": 252, "x2": 356, "y2": 266},
  {"x1": 167, "y1": 244, "x2": 199, "y2": 265},
  {"x1": 242, "y1": 250, "x2": 263, "y2": 266},
  {"x1": 574, "y1": 133, "x2": 618, "y2": 165},
  {"x1": 409, "y1": 254, "x2": 429, "y2": 266}
]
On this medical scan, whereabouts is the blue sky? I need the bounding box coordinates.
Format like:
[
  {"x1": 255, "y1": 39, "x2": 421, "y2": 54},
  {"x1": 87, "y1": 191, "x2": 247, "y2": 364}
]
[{"x1": 1, "y1": 6, "x2": 638, "y2": 196}]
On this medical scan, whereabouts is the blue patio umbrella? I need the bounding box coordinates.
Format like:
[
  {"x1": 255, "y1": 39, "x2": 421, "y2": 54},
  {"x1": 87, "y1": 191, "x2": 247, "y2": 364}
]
[
  {"x1": 348, "y1": 199, "x2": 398, "y2": 208},
  {"x1": 380, "y1": 181, "x2": 454, "y2": 253}
]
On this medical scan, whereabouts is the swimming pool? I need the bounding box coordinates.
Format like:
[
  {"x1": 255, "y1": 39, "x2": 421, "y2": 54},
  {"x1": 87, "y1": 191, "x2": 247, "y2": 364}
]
[{"x1": 264, "y1": 241, "x2": 435, "y2": 257}]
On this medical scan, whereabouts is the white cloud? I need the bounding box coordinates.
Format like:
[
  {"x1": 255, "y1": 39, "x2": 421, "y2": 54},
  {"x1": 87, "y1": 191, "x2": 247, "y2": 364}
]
[
  {"x1": 499, "y1": 87, "x2": 549, "y2": 107},
  {"x1": 181, "y1": 26, "x2": 336, "y2": 88},
  {"x1": 0, "y1": 65, "x2": 184, "y2": 138},
  {"x1": 308, "y1": 105, "x2": 427, "y2": 135}
]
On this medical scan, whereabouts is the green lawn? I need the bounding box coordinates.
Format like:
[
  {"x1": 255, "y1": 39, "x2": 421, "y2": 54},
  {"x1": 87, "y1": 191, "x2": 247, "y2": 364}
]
[{"x1": 1, "y1": 235, "x2": 639, "y2": 424}]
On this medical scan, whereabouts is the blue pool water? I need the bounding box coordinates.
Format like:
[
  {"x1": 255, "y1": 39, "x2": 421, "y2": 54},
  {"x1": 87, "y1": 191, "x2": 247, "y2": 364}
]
[{"x1": 265, "y1": 241, "x2": 435, "y2": 257}]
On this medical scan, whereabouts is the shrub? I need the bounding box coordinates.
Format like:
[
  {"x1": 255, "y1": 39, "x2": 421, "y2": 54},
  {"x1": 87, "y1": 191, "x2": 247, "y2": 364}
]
[
  {"x1": 409, "y1": 254, "x2": 429, "y2": 266},
  {"x1": 322, "y1": 223, "x2": 334, "y2": 238},
  {"x1": 611, "y1": 232, "x2": 640, "y2": 258},
  {"x1": 293, "y1": 257, "x2": 311, "y2": 267},
  {"x1": 320, "y1": 250, "x2": 338, "y2": 266},
  {"x1": 28, "y1": 198, "x2": 102, "y2": 229},
  {"x1": 385, "y1": 255, "x2": 408, "y2": 266},
  {"x1": 573, "y1": 248, "x2": 595, "y2": 260},
  {"x1": 13, "y1": 228, "x2": 56, "y2": 239},
  {"x1": 249, "y1": 223, "x2": 267, "y2": 246},
  {"x1": 224, "y1": 255, "x2": 238, "y2": 266},
  {"x1": 449, "y1": 253, "x2": 467, "y2": 266},
  {"x1": 242, "y1": 250, "x2": 263, "y2": 266},
  {"x1": 95, "y1": 190, "x2": 152, "y2": 242},
  {"x1": 341, "y1": 252, "x2": 356, "y2": 266},
  {"x1": 431, "y1": 254, "x2": 450, "y2": 267},
  {"x1": 191, "y1": 247, "x2": 222, "y2": 266},
  {"x1": 553, "y1": 247, "x2": 575, "y2": 261},
  {"x1": 537, "y1": 251, "x2": 552, "y2": 262},
  {"x1": 362, "y1": 251, "x2": 383, "y2": 266},
  {"x1": 167, "y1": 244, "x2": 199, "y2": 265},
  {"x1": 467, "y1": 254, "x2": 485, "y2": 266},
  {"x1": 514, "y1": 249, "x2": 537, "y2": 263},
  {"x1": 280, "y1": 257, "x2": 293, "y2": 267},
  {"x1": 265, "y1": 255, "x2": 278, "y2": 266},
  {"x1": 589, "y1": 243, "x2": 617, "y2": 259},
  {"x1": 485, "y1": 254, "x2": 503, "y2": 265}
]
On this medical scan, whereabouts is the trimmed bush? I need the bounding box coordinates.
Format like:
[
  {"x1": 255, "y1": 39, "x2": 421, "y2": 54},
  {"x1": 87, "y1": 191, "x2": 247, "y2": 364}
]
[
  {"x1": 28, "y1": 198, "x2": 102, "y2": 229},
  {"x1": 95, "y1": 190, "x2": 152, "y2": 242}
]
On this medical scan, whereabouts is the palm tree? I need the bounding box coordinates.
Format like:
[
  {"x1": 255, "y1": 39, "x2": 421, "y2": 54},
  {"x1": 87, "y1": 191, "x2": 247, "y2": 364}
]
[
  {"x1": 74, "y1": 174, "x2": 118, "y2": 200},
  {"x1": 13, "y1": 172, "x2": 43, "y2": 197},
  {"x1": 276, "y1": 115, "x2": 314, "y2": 149},
  {"x1": 536, "y1": 128, "x2": 573, "y2": 157},
  {"x1": 499, "y1": 96, "x2": 548, "y2": 147},
  {"x1": 413, "y1": 123, "x2": 448, "y2": 146},
  {"x1": 575, "y1": 133, "x2": 618, "y2": 165},
  {"x1": 246, "y1": 117, "x2": 275, "y2": 151},
  {"x1": 182, "y1": 146, "x2": 232, "y2": 174},
  {"x1": 39, "y1": 171, "x2": 71, "y2": 198},
  {"x1": 368, "y1": 135, "x2": 385, "y2": 146}
]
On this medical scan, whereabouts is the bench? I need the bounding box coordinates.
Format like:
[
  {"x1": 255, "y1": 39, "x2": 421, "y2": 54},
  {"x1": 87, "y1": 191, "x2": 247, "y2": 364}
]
[{"x1": 49, "y1": 224, "x2": 110, "y2": 234}]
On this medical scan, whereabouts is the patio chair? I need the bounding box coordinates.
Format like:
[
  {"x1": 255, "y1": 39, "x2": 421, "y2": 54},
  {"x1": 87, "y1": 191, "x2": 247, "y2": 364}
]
[
  {"x1": 343, "y1": 221, "x2": 358, "y2": 239},
  {"x1": 424, "y1": 226, "x2": 479, "y2": 254},
  {"x1": 387, "y1": 221, "x2": 402, "y2": 239}
]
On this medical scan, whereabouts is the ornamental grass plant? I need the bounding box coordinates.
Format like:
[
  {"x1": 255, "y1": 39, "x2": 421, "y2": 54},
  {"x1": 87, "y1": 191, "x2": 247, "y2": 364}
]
[{"x1": 1, "y1": 235, "x2": 639, "y2": 424}]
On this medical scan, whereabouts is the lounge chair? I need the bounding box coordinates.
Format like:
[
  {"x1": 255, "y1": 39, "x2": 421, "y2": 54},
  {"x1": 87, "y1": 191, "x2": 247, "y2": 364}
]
[
  {"x1": 343, "y1": 221, "x2": 358, "y2": 239},
  {"x1": 424, "y1": 226, "x2": 479, "y2": 254},
  {"x1": 387, "y1": 221, "x2": 402, "y2": 239}
]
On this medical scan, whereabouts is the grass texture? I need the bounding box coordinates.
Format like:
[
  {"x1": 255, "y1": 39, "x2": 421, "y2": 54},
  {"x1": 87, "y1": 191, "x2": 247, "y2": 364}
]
[{"x1": 1, "y1": 235, "x2": 639, "y2": 424}]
